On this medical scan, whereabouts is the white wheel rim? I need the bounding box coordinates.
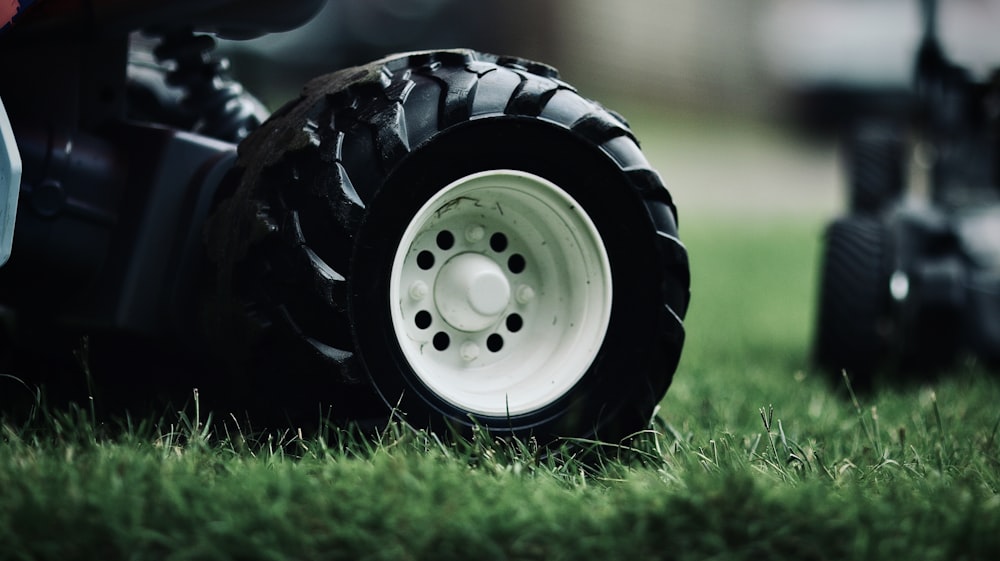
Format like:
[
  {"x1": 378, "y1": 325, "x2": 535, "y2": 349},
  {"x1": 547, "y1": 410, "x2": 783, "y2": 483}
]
[{"x1": 389, "y1": 170, "x2": 612, "y2": 416}]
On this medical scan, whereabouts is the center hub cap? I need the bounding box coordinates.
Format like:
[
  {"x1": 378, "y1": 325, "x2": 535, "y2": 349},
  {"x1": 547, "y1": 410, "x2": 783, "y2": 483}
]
[{"x1": 434, "y1": 252, "x2": 511, "y2": 332}]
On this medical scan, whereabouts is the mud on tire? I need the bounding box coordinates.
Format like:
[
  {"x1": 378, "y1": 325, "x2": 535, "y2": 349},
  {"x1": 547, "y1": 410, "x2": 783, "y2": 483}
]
[{"x1": 204, "y1": 49, "x2": 689, "y2": 443}]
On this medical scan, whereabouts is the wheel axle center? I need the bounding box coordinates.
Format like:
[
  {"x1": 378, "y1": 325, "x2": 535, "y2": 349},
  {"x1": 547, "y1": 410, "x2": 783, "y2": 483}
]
[{"x1": 434, "y1": 252, "x2": 510, "y2": 332}]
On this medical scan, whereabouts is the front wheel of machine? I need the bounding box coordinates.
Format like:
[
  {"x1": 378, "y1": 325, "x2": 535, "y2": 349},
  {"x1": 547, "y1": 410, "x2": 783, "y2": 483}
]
[
  {"x1": 205, "y1": 50, "x2": 689, "y2": 444},
  {"x1": 813, "y1": 216, "x2": 891, "y2": 389}
]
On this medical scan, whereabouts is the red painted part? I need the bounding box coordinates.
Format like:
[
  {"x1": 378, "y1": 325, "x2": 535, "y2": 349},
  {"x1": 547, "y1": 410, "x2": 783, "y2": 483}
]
[{"x1": 2, "y1": 1, "x2": 36, "y2": 31}]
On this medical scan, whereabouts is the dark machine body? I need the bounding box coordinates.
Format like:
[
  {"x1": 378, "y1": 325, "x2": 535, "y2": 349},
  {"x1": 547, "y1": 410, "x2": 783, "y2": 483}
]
[
  {"x1": 0, "y1": 0, "x2": 690, "y2": 442},
  {"x1": 815, "y1": 0, "x2": 1000, "y2": 381}
]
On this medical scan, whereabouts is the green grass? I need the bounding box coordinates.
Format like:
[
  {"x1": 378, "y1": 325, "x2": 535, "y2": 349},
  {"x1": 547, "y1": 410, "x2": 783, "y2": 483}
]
[{"x1": 3, "y1": 217, "x2": 1000, "y2": 560}]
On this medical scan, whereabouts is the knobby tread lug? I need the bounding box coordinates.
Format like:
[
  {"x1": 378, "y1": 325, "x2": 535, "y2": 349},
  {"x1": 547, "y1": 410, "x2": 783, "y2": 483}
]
[
  {"x1": 646, "y1": 201, "x2": 678, "y2": 238},
  {"x1": 385, "y1": 77, "x2": 416, "y2": 104},
  {"x1": 300, "y1": 245, "x2": 349, "y2": 313},
  {"x1": 505, "y1": 71, "x2": 562, "y2": 117},
  {"x1": 282, "y1": 210, "x2": 347, "y2": 311},
  {"x1": 550, "y1": 76, "x2": 577, "y2": 92},
  {"x1": 654, "y1": 231, "x2": 688, "y2": 268},
  {"x1": 660, "y1": 303, "x2": 686, "y2": 340},
  {"x1": 496, "y1": 56, "x2": 560, "y2": 79},
  {"x1": 329, "y1": 130, "x2": 345, "y2": 162},
  {"x1": 571, "y1": 112, "x2": 637, "y2": 145},
  {"x1": 654, "y1": 231, "x2": 691, "y2": 317},
  {"x1": 538, "y1": 89, "x2": 596, "y2": 127},
  {"x1": 281, "y1": 149, "x2": 365, "y2": 265},
  {"x1": 309, "y1": 161, "x2": 366, "y2": 232},
  {"x1": 429, "y1": 67, "x2": 481, "y2": 129},
  {"x1": 264, "y1": 235, "x2": 354, "y2": 350},
  {"x1": 324, "y1": 89, "x2": 359, "y2": 115},
  {"x1": 600, "y1": 136, "x2": 649, "y2": 169},
  {"x1": 628, "y1": 168, "x2": 677, "y2": 215},
  {"x1": 332, "y1": 162, "x2": 365, "y2": 208},
  {"x1": 465, "y1": 60, "x2": 496, "y2": 77},
  {"x1": 352, "y1": 70, "x2": 417, "y2": 173},
  {"x1": 306, "y1": 336, "x2": 355, "y2": 371},
  {"x1": 468, "y1": 67, "x2": 522, "y2": 117},
  {"x1": 403, "y1": 50, "x2": 475, "y2": 73},
  {"x1": 657, "y1": 304, "x2": 686, "y2": 372},
  {"x1": 605, "y1": 107, "x2": 630, "y2": 128},
  {"x1": 272, "y1": 303, "x2": 356, "y2": 371},
  {"x1": 282, "y1": 209, "x2": 306, "y2": 247},
  {"x1": 369, "y1": 101, "x2": 410, "y2": 170}
]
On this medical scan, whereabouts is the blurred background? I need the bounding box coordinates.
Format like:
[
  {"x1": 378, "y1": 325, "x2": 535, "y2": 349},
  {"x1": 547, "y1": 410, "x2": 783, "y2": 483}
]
[
  {"x1": 214, "y1": 0, "x2": 1000, "y2": 218},
  {"x1": 217, "y1": 0, "x2": 1000, "y2": 129}
]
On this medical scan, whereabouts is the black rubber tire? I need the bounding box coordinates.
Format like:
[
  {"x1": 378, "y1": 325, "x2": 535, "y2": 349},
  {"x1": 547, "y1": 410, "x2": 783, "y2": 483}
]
[
  {"x1": 845, "y1": 120, "x2": 906, "y2": 215},
  {"x1": 204, "y1": 50, "x2": 689, "y2": 442},
  {"x1": 814, "y1": 216, "x2": 890, "y2": 386}
]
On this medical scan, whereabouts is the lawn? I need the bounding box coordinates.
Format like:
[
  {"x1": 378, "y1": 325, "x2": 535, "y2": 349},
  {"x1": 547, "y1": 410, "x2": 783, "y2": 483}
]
[{"x1": 2, "y1": 115, "x2": 1000, "y2": 560}]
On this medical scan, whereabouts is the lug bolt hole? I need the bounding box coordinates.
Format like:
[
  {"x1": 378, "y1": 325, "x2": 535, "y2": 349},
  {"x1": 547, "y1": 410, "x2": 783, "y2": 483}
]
[
  {"x1": 505, "y1": 313, "x2": 523, "y2": 333},
  {"x1": 490, "y1": 232, "x2": 508, "y2": 252},
  {"x1": 414, "y1": 310, "x2": 432, "y2": 329},
  {"x1": 433, "y1": 332, "x2": 450, "y2": 351},
  {"x1": 436, "y1": 230, "x2": 455, "y2": 250},
  {"x1": 507, "y1": 254, "x2": 526, "y2": 274},
  {"x1": 487, "y1": 334, "x2": 504, "y2": 352},
  {"x1": 417, "y1": 250, "x2": 435, "y2": 270}
]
